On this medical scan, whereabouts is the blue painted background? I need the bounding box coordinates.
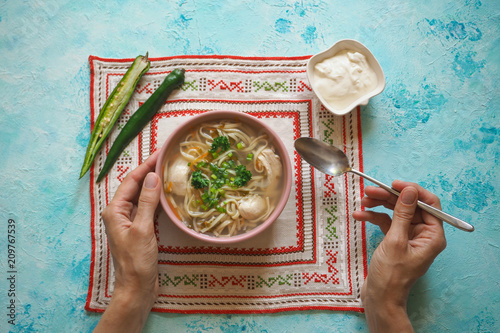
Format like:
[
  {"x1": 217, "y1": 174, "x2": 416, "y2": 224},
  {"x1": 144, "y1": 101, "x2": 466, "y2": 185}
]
[{"x1": 0, "y1": 0, "x2": 498, "y2": 332}]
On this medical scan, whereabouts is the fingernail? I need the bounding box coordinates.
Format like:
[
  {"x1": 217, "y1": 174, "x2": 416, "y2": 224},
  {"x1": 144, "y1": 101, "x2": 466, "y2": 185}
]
[
  {"x1": 401, "y1": 188, "x2": 417, "y2": 205},
  {"x1": 144, "y1": 172, "x2": 158, "y2": 189}
]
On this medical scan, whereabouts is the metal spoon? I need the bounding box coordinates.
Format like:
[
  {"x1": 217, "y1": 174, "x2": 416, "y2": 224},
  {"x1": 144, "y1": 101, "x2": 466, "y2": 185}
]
[{"x1": 294, "y1": 137, "x2": 474, "y2": 232}]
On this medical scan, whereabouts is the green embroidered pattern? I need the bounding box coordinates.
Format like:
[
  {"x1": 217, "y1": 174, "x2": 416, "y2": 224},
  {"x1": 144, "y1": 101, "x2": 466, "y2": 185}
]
[
  {"x1": 322, "y1": 119, "x2": 335, "y2": 145},
  {"x1": 160, "y1": 274, "x2": 199, "y2": 287},
  {"x1": 181, "y1": 80, "x2": 198, "y2": 91},
  {"x1": 325, "y1": 205, "x2": 339, "y2": 240},
  {"x1": 255, "y1": 274, "x2": 293, "y2": 288},
  {"x1": 177, "y1": 79, "x2": 298, "y2": 93},
  {"x1": 253, "y1": 80, "x2": 289, "y2": 92},
  {"x1": 321, "y1": 116, "x2": 340, "y2": 240}
]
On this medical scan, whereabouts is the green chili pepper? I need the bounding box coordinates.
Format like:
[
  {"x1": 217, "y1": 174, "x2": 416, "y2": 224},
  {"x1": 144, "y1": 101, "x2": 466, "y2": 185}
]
[
  {"x1": 79, "y1": 54, "x2": 151, "y2": 179},
  {"x1": 96, "y1": 68, "x2": 186, "y2": 182}
]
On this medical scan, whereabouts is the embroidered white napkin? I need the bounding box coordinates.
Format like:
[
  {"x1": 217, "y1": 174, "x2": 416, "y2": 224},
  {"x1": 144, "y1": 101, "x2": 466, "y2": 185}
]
[{"x1": 85, "y1": 55, "x2": 366, "y2": 313}]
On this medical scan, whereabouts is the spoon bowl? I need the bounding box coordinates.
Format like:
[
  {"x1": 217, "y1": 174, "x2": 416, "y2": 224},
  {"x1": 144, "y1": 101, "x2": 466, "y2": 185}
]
[
  {"x1": 294, "y1": 137, "x2": 474, "y2": 232},
  {"x1": 294, "y1": 137, "x2": 351, "y2": 176}
]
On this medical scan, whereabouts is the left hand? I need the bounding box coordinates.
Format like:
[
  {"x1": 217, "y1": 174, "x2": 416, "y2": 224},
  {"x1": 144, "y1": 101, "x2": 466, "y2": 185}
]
[
  {"x1": 101, "y1": 151, "x2": 161, "y2": 302},
  {"x1": 94, "y1": 151, "x2": 161, "y2": 333}
]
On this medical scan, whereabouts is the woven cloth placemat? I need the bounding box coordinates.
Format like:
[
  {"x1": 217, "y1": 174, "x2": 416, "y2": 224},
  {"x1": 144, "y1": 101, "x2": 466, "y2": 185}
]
[{"x1": 85, "y1": 55, "x2": 367, "y2": 313}]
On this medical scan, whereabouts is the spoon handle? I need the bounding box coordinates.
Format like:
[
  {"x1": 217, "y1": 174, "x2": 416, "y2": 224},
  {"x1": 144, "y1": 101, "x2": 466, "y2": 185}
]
[{"x1": 349, "y1": 169, "x2": 474, "y2": 232}]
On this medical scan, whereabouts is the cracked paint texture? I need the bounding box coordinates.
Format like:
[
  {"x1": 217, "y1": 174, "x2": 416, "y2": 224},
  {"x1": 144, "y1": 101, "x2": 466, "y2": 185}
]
[{"x1": 0, "y1": 0, "x2": 498, "y2": 332}]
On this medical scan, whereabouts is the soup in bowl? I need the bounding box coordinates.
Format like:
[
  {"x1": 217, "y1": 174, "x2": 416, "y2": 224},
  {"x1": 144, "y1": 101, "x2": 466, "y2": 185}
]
[{"x1": 155, "y1": 110, "x2": 292, "y2": 244}]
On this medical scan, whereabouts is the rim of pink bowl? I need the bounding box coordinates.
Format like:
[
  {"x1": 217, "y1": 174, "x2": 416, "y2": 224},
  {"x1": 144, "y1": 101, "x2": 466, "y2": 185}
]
[{"x1": 155, "y1": 110, "x2": 293, "y2": 244}]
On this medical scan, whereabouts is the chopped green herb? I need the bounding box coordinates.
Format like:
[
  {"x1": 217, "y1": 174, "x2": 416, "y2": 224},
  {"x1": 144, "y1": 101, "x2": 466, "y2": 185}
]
[
  {"x1": 190, "y1": 136, "x2": 254, "y2": 211},
  {"x1": 191, "y1": 170, "x2": 209, "y2": 189},
  {"x1": 209, "y1": 136, "x2": 230, "y2": 153},
  {"x1": 233, "y1": 165, "x2": 252, "y2": 187}
]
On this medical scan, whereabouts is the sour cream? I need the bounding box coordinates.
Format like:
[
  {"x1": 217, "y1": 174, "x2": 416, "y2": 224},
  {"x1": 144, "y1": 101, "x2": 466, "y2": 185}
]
[{"x1": 313, "y1": 50, "x2": 378, "y2": 110}]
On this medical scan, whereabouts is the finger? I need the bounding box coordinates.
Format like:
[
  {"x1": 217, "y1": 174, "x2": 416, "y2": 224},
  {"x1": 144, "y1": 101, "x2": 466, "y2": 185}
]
[
  {"x1": 353, "y1": 210, "x2": 392, "y2": 235},
  {"x1": 392, "y1": 180, "x2": 441, "y2": 209},
  {"x1": 364, "y1": 186, "x2": 394, "y2": 200},
  {"x1": 386, "y1": 186, "x2": 418, "y2": 242},
  {"x1": 101, "y1": 200, "x2": 134, "y2": 226},
  {"x1": 112, "y1": 151, "x2": 160, "y2": 203},
  {"x1": 364, "y1": 186, "x2": 398, "y2": 206},
  {"x1": 361, "y1": 197, "x2": 396, "y2": 211},
  {"x1": 392, "y1": 180, "x2": 443, "y2": 227},
  {"x1": 133, "y1": 172, "x2": 161, "y2": 231}
]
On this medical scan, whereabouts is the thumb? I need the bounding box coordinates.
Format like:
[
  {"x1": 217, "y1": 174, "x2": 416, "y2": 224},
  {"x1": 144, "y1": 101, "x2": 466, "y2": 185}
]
[
  {"x1": 134, "y1": 172, "x2": 161, "y2": 229},
  {"x1": 386, "y1": 186, "x2": 418, "y2": 242}
]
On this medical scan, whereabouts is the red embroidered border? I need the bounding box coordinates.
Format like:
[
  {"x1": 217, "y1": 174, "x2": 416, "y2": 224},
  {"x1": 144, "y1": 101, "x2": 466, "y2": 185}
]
[
  {"x1": 89, "y1": 54, "x2": 313, "y2": 64},
  {"x1": 85, "y1": 55, "x2": 97, "y2": 311},
  {"x1": 151, "y1": 110, "x2": 307, "y2": 259}
]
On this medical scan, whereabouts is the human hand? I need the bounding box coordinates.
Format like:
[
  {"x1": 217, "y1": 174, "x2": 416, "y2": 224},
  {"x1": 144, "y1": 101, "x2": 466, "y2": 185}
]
[
  {"x1": 94, "y1": 152, "x2": 161, "y2": 333},
  {"x1": 353, "y1": 180, "x2": 447, "y2": 332}
]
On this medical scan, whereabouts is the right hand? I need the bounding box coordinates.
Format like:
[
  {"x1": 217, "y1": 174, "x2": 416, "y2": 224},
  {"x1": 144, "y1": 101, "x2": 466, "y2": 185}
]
[{"x1": 353, "y1": 180, "x2": 447, "y2": 332}]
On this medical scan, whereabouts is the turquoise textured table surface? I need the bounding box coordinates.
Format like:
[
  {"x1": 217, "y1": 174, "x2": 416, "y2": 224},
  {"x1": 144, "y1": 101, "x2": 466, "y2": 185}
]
[{"x1": 0, "y1": 1, "x2": 498, "y2": 332}]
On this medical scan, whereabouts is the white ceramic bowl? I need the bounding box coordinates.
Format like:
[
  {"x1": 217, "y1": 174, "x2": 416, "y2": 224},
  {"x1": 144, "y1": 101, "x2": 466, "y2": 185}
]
[{"x1": 307, "y1": 39, "x2": 385, "y2": 116}]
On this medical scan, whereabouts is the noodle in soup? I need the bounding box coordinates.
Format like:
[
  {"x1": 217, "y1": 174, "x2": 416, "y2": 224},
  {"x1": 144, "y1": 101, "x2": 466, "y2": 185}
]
[{"x1": 163, "y1": 120, "x2": 283, "y2": 237}]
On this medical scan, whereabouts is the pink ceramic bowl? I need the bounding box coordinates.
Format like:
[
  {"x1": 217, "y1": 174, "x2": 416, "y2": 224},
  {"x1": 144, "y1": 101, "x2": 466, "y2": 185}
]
[{"x1": 155, "y1": 110, "x2": 292, "y2": 244}]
